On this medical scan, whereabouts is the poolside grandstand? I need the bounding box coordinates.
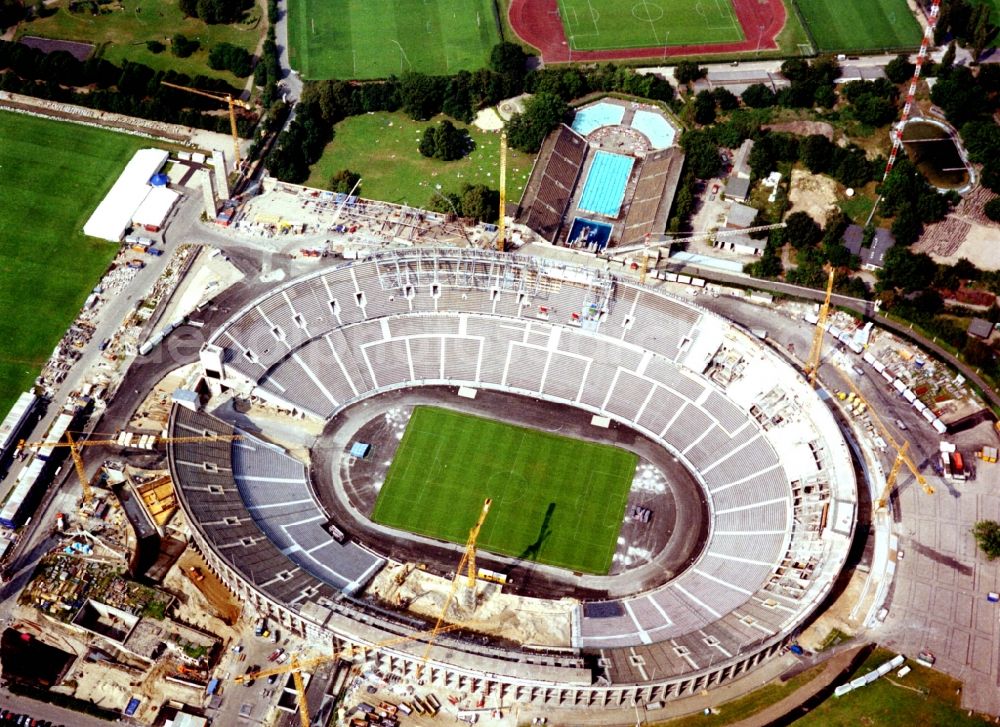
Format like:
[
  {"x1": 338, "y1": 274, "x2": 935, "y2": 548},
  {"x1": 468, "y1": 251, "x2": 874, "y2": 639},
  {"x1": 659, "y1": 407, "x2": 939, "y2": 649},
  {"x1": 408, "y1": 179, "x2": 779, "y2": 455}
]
[
  {"x1": 169, "y1": 248, "x2": 856, "y2": 711},
  {"x1": 516, "y1": 99, "x2": 684, "y2": 251}
]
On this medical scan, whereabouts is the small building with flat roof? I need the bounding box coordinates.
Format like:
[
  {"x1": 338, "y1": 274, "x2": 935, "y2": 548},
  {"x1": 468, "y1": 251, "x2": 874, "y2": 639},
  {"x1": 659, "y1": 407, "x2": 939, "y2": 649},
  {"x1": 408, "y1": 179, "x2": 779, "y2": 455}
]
[
  {"x1": 726, "y1": 202, "x2": 758, "y2": 229},
  {"x1": 968, "y1": 318, "x2": 994, "y2": 339},
  {"x1": 732, "y1": 139, "x2": 754, "y2": 179},
  {"x1": 841, "y1": 224, "x2": 896, "y2": 269},
  {"x1": 724, "y1": 176, "x2": 751, "y2": 202}
]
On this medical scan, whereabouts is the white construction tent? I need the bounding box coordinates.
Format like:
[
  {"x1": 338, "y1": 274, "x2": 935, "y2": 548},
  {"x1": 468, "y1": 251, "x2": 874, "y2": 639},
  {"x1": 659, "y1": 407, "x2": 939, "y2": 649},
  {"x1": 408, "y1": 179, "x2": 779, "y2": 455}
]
[
  {"x1": 83, "y1": 148, "x2": 171, "y2": 241},
  {"x1": 133, "y1": 185, "x2": 179, "y2": 232}
]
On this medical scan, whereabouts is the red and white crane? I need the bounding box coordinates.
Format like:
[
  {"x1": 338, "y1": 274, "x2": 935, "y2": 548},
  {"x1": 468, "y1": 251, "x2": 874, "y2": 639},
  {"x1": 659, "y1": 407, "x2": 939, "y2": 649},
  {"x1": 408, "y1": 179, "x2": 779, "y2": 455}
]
[{"x1": 883, "y1": 0, "x2": 943, "y2": 177}]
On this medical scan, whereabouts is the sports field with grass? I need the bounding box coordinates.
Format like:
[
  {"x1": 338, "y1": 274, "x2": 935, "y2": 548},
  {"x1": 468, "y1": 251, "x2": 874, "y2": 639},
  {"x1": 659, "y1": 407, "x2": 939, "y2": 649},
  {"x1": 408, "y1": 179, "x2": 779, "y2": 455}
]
[
  {"x1": 305, "y1": 112, "x2": 533, "y2": 207},
  {"x1": 371, "y1": 407, "x2": 637, "y2": 575},
  {"x1": 288, "y1": 0, "x2": 500, "y2": 80},
  {"x1": 0, "y1": 112, "x2": 148, "y2": 416},
  {"x1": 793, "y1": 0, "x2": 921, "y2": 52},
  {"x1": 558, "y1": 0, "x2": 742, "y2": 51}
]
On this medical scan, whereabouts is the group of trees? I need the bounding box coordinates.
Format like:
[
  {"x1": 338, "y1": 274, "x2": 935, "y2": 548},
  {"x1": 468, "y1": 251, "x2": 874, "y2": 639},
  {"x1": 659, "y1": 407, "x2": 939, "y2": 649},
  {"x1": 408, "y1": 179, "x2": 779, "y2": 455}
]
[
  {"x1": 171, "y1": 33, "x2": 200, "y2": 58},
  {"x1": 429, "y1": 183, "x2": 499, "y2": 223},
  {"x1": 418, "y1": 119, "x2": 471, "y2": 161},
  {"x1": 799, "y1": 133, "x2": 876, "y2": 189},
  {"x1": 933, "y1": 0, "x2": 995, "y2": 61},
  {"x1": 878, "y1": 158, "x2": 956, "y2": 243},
  {"x1": 0, "y1": 39, "x2": 253, "y2": 135},
  {"x1": 254, "y1": 26, "x2": 282, "y2": 106},
  {"x1": 268, "y1": 42, "x2": 676, "y2": 183},
  {"x1": 208, "y1": 42, "x2": 253, "y2": 77},
  {"x1": 178, "y1": 0, "x2": 252, "y2": 24}
]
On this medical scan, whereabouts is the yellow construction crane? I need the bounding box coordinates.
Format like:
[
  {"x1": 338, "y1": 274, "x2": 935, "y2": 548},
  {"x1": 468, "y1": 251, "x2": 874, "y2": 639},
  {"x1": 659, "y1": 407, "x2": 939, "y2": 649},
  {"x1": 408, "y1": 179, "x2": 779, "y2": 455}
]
[
  {"x1": 416, "y1": 497, "x2": 492, "y2": 680},
  {"x1": 836, "y1": 369, "x2": 934, "y2": 509},
  {"x1": 805, "y1": 267, "x2": 835, "y2": 387},
  {"x1": 17, "y1": 432, "x2": 243, "y2": 510},
  {"x1": 497, "y1": 130, "x2": 507, "y2": 251},
  {"x1": 235, "y1": 623, "x2": 466, "y2": 727},
  {"x1": 160, "y1": 81, "x2": 252, "y2": 168}
]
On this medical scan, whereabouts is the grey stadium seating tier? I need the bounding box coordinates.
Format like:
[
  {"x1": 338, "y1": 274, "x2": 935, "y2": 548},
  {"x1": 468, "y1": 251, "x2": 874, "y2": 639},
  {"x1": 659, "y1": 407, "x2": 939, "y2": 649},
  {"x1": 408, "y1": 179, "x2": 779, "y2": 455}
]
[{"x1": 169, "y1": 248, "x2": 855, "y2": 704}]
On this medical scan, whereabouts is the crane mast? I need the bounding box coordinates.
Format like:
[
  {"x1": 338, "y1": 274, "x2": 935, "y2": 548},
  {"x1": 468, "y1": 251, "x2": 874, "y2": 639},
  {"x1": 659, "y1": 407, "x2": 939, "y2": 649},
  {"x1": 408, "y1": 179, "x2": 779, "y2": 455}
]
[
  {"x1": 417, "y1": 497, "x2": 492, "y2": 679},
  {"x1": 805, "y1": 267, "x2": 835, "y2": 387},
  {"x1": 498, "y1": 131, "x2": 507, "y2": 251}
]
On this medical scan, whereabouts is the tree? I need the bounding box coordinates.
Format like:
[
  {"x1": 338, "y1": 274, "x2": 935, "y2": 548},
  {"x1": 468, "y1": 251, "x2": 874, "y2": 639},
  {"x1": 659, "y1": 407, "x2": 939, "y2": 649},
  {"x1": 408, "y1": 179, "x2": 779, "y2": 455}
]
[
  {"x1": 459, "y1": 183, "x2": 499, "y2": 223},
  {"x1": 505, "y1": 92, "x2": 569, "y2": 153},
  {"x1": 885, "y1": 53, "x2": 915, "y2": 84},
  {"x1": 852, "y1": 93, "x2": 898, "y2": 127},
  {"x1": 489, "y1": 42, "x2": 528, "y2": 95},
  {"x1": 741, "y1": 83, "x2": 776, "y2": 108},
  {"x1": 675, "y1": 60, "x2": 706, "y2": 85},
  {"x1": 972, "y1": 3, "x2": 992, "y2": 62},
  {"x1": 693, "y1": 90, "x2": 716, "y2": 125},
  {"x1": 974, "y1": 520, "x2": 1000, "y2": 560},
  {"x1": 418, "y1": 119, "x2": 470, "y2": 161},
  {"x1": 964, "y1": 337, "x2": 996, "y2": 369},
  {"x1": 329, "y1": 169, "x2": 360, "y2": 194},
  {"x1": 985, "y1": 197, "x2": 1000, "y2": 222},
  {"x1": 801, "y1": 134, "x2": 834, "y2": 173},
  {"x1": 679, "y1": 129, "x2": 720, "y2": 179},
  {"x1": 878, "y1": 246, "x2": 936, "y2": 293},
  {"x1": 171, "y1": 34, "x2": 199, "y2": 58},
  {"x1": 784, "y1": 211, "x2": 822, "y2": 248},
  {"x1": 941, "y1": 40, "x2": 957, "y2": 73},
  {"x1": 0, "y1": 0, "x2": 24, "y2": 31},
  {"x1": 399, "y1": 72, "x2": 447, "y2": 120},
  {"x1": 146, "y1": 40, "x2": 165, "y2": 54},
  {"x1": 711, "y1": 87, "x2": 739, "y2": 111}
]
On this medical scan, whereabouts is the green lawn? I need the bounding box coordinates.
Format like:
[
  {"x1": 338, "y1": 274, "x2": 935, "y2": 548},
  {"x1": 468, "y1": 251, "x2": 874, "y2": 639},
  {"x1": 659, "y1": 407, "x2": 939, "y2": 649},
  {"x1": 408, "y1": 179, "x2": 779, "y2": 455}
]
[
  {"x1": 371, "y1": 406, "x2": 637, "y2": 575},
  {"x1": 15, "y1": 0, "x2": 262, "y2": 84},
  {"x1": 558, "y1": 0, "x2": 742, "y2": 51},
  {"x1": 793, "y1": 0, "x2": 921, "y2": 52},
  {"x1": 306, "y1": 112, "x2": 534, "y2": 208},
  {"x1": 0, "y1": 111, "x2": 150, "y2": 415},
  {"x1": 288, "y1": 0, "x2": 500, "y2": 79},
  {"x1": 792, "y1": 647, "x2": 991, "y2": 726}
]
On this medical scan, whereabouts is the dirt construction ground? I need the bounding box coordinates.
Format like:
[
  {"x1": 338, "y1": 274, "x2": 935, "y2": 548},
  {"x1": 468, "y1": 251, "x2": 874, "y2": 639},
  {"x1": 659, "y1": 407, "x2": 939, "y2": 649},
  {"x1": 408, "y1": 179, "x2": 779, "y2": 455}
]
[
  {"x1": 174, "y1": 549, "x2": 241, "y2": 626},
  {"x1": 787, "y1": 169, "x2": 839, "y2": 224}
]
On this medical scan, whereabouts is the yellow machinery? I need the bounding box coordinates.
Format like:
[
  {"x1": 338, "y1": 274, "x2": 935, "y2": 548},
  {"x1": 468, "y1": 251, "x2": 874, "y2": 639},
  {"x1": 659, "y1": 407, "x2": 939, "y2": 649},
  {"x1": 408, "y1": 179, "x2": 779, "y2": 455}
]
[
  {"x1": 836, "y1": 369, "x2": 935, "y2": 509},
  {"x1": 497, "y1": 131, "x2": 507, "y2": 251},
  {"x1": 416, "y1": 497, "x2": 492, "y2": 679},
  {"x1": 805, "y1": 267, "x2": 835, "y2": 387},
  {"x1": 235, "y1": 623, "x2": 466, "y2": 727},
  {"x1": 18, "y1": 432, "x2": 242, "y2": 512},
  {"x1": 160, "y1": 81, "x2": 253, "y2": 167}
]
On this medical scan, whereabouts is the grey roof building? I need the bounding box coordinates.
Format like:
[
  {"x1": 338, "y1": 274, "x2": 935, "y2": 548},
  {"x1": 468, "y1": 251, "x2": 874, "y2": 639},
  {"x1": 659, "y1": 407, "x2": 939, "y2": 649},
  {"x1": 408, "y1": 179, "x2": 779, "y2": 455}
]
[
  {"x1": 968, "y1": 318, "x2": 995, "y2": 339},
  {"x1": 724, "y1": 177, "x2": 751, "y2": 202},
  {"x1": 727, "y1": 202, "x2": 758, "y2": 229},
  {"x1": 842, "y1": 224, "x2": 896, "y2": 269}
]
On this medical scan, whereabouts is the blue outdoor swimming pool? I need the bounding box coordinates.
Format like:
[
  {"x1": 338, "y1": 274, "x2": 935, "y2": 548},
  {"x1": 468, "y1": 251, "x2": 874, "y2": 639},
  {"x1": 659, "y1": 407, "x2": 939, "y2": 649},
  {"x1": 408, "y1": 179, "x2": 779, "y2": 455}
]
[
  {"x1": 577, "y1": 151, "x2": 634, "y2": 218},
  {"x1": 572, "y1": 102, "x2": 625, "y2": 137},
  {"x1": 631, "y1": 110, "x2": 675, "y2": 149}
]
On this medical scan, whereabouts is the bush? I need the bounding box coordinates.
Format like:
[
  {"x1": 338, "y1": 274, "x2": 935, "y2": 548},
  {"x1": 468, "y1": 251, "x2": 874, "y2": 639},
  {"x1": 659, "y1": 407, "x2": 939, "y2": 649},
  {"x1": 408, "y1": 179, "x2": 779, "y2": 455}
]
[
  {"x1": 329, "y1": 169, "x2": 360, "y2": 194},
  {"x1": 171, "y1": 33, "x2": 199, "y2": 58},
  {"x1": 974, "y1": 520, "x2": 1000, "y2": 560}
]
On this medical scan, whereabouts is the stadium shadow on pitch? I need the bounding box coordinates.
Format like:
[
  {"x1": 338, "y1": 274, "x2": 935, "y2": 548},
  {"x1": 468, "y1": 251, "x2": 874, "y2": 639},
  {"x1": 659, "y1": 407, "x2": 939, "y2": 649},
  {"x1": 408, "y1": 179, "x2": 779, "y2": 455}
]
[{"x1": 516, "y1": 502, "x2": 556, "y2": 563}]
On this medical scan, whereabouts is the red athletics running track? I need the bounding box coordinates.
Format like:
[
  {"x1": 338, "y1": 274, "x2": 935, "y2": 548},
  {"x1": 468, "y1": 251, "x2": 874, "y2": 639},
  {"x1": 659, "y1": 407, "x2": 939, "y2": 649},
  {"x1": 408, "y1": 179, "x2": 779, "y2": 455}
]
[{"x1": 508, "y1": 0, "x2": 787, "y2": 63}]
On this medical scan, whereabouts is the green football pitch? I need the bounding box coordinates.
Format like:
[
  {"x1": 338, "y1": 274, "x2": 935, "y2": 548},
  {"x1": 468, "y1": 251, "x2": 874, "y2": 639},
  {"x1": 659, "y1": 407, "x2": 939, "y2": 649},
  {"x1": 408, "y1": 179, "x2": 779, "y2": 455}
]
[
  {"x1": 287, "y1": 0, "x2": 501, "y2": 80},
  {"x1": 793, "y1": 0, "x2": 921, "y2": 52},
  {"x1": 371, "y1": 406, "x2": 637, "y2": 575},
  {"x1": 0, "y1": 112, "x2": 148, "y2": 417},
  {"x1": 558, "y1": 0, "x2": 743, "y2": 51}
]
